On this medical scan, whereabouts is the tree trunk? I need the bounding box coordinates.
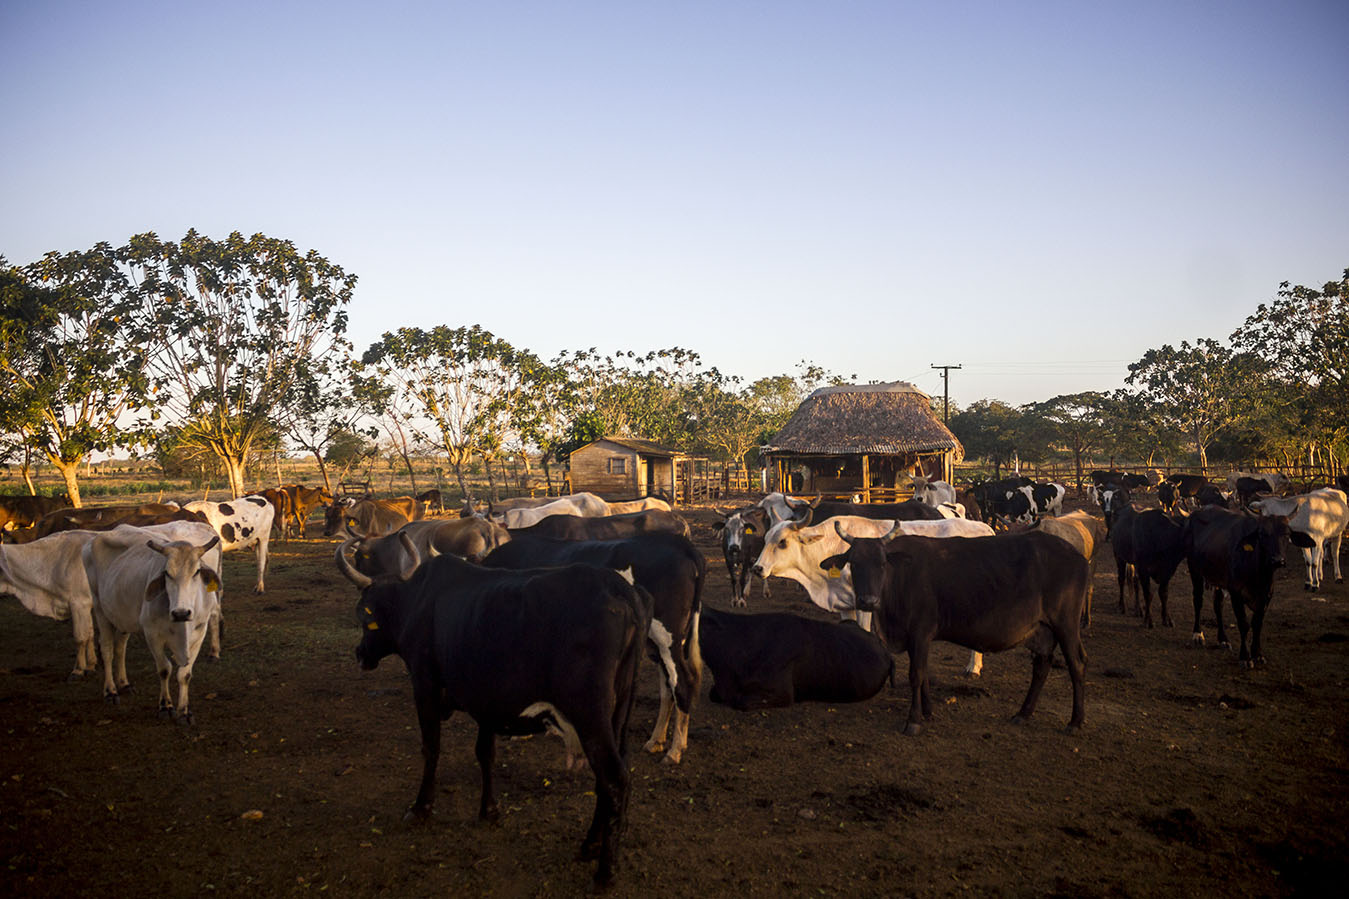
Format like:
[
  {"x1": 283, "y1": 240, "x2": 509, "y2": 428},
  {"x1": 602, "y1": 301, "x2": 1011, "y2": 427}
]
[
  {"x1": 541, "y1": 457, "x2": 554, "y2": 495},
  {"x1": 310, "y1": 449, "x2": 333, "y2": 493},
  {"x1": 21, "y1": 442, "x2": 36, "y2": 495},
  {"x1": 223, "y1": 456, "x2": 248, "y2": 496},
  {"x1": 484, "y1": 455, "x2": 500, "y2": 503},
  {"x1": 51, "y1": 458, "x2": 83, "y2": 508}
]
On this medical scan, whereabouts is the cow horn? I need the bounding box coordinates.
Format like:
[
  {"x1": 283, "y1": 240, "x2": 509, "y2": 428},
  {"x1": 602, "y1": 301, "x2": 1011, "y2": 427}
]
[
  {"x1": 833, "y1": 521, "x2": 855, "y2": 545},
  {"x1": 879, "y1": 521, "x2": 902, "y2": 547},
  {"x1": 335, "y1": 538, "x2": 372, "y2": 588},
  {"x1": 399, "y1": 532, "x2": 421, "y2": 579}
]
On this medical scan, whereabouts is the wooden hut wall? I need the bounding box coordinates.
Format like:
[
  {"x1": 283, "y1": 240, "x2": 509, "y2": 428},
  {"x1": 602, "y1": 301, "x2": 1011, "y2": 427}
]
[{"x1": 569, "y1": 444, "x2": 638, "y2": 499}]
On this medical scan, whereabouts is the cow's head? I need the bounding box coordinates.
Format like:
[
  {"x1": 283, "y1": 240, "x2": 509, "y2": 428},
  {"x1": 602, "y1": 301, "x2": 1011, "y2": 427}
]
[
  {"x1": 343, "y1": 533, "x2": 420, "y2": 669},
  {"x1": 323, "y1": 496, "x2": 358, "y2": 536},
  {"x1": 820, "y1": 521, "x2": 900, "y2": 612},
  {"x1": 146, "y1": 536, "x2": 221, "y2": 623},
  {"x1": 752, "y1": 520, "x2": 829, "y2": 579},
  {"x1": 1235, "y1": 516, "x2": 1288, "y2": 578}
]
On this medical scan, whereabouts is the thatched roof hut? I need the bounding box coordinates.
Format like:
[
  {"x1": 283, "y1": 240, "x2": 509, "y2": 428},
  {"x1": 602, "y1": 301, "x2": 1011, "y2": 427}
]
[{"x1": 761, "y1": 382, "x2": 964, "y2": 499}]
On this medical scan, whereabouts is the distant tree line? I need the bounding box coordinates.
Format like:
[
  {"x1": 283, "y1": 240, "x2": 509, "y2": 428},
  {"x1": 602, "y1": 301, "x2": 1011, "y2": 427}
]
[
  {"x1": 949, "y1": 269, "x2": 1349, "y2": 485},
  {"x1": 2, "y1": 231, "x2": 1343, "y2": 504}
]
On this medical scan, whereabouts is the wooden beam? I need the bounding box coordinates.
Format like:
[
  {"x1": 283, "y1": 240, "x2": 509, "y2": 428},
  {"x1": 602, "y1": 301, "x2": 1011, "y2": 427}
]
[{"x1": 862, "y1": 454, "x2": 871, "y2": 503}]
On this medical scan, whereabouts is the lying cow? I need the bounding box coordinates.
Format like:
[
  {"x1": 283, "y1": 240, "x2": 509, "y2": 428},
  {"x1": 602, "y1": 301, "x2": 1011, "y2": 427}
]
[
  {"x1": 822, "y1": 526, "x2": 1088, "y2": 735},
  {"x1": 0, "y1": 493, "x2": 72, "y2": 534},
  {"x1": 346, "y1": 543, "x2": 651, "y2": 887},
  {"x1": 324, "y1": 496, "x2": 422, "y2": 538},
  {"x1": 483, "y1": 532, "x2": 704, "y2": 765},
  {"x1": 82, "y1": 525, "x2": 223, "y2": 723},
  {"x1": 1183, "y1": 506, "x2": 1287, "y2": 666},
  {"x1": 1251, "y1": 488, "x2": 1348, "y2": 591},
  {"x1": 699, "y1": 607, "x2": 892, "y2": 710},
  {"x1": 497, "y1": 493, "x2": 609, "y2": 529}
]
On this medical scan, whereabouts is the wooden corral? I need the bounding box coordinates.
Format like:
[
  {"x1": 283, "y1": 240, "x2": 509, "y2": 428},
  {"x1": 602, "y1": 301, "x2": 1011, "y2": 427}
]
[{"x1": 760, "y1": 382, "x2": 964, "y2": 501}]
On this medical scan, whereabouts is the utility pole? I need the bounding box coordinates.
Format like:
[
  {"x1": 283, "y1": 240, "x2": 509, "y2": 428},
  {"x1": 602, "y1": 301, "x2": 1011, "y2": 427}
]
[{"x1": 930, "y1": 363, "x2": 961, "y2": 422}]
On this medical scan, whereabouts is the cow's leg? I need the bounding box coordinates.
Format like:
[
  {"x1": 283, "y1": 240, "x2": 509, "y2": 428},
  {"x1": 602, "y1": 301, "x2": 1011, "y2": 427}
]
[
  {"x1": 473, "y1": 724, "x2": 499, "y2": 822},
  {"x1": 1189, "y1": 567, "x2": 1206, "y2": 645},
  {"x1": 94, "y1": 613, "x2": 123, "y2": 703},
  {"x1": 903, "y1": 641, "x2": 931, "y2": 736},
  {"x1": 1248, "y1": 600, "x2": 1269, "y2": 667},
  {"x1": 1157, "y1": 576, "x2": 1173, "y2": 628},
  {"x1": 145, "y1": 636, "x2": 174, "y2": 719},
  {"x1": 68, "y1": 606, "x2": 96, "y2": 680},
  {"x1": 1013, "y1": 627, "x2": 1056, "y2": 724},
  {"x1": 964, "y1": 651, "x2": 983, "y2": 677},
  {"x1": 1140, "y1": 575, "x2": 1155, "y2": 628},
  {"x1": 1331, "y1": 531, "x2": 1344, "y2": 584},
  {"x1": 1056, "y1": 625, "x2": 1087, "y2": 734},
  {"x1": 1213, "y1": 588, "x2": 1230, "y2": 648},
  {"x1": 406, "y1": 687, "x2": 442, "y2": 821},
  {"x1": 206, "y1": 604, "x2": 223, "y2": 661},
  {"x1": 578, "y1": 722, "x2": 628, "y2": 887},
  {"x1": 1115, "y1": 558, "x2": 1128, "y2": 613},
  {"x1": 1304, "y1": 546, "x2": 1317, "y2": 591},
  {"x1": 1230, "y1": 594, "x2": 1254, "y2": 667},
  {"x1": 253, "y1": 537, "x2": 268, "y2": 594},
  {"x1": 643, "y1": 675, "x2": 673, "y2": 756}
]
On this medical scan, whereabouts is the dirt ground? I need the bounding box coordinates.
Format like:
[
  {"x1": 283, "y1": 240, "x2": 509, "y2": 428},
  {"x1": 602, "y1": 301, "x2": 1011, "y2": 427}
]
[{"x1": 2, "y1": 499, "x2": 1347, "y2": 897}]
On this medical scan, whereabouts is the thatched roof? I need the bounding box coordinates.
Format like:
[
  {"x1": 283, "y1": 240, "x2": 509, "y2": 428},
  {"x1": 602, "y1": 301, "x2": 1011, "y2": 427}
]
[{"x1": 762, "y1": 382, "x2": 964, "y2": 459}]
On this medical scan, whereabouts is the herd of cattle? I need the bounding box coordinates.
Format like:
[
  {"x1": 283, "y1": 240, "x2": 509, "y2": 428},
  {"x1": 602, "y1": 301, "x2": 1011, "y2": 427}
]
[{"x1": 2, "y1": 468, "x2": 1348, "y2": 886}]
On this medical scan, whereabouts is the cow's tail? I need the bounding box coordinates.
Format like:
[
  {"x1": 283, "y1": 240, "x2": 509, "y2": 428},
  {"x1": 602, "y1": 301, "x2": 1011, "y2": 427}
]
[{"x1": 685, "y1": 548, "x2": 706, "y2": 688}]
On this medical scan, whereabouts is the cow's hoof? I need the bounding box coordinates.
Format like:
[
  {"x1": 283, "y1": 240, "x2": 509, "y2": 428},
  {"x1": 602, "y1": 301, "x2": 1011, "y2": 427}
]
[
  {"x1": 66, "y1": 670, "x2": 85, "y2": 682},
  {"x1": 206, "y1": 654, "x2": 220, "y2": 663},
  {"x1": 176, "y1": 710, "x2": 194, "y2": 726},
  {"x1": 732, "y1": 599, "x2": 747, "y2": 609},
  {"x1": 403, "y1": 806, "x2": 434, "y2": 824},
  {"x1": 253, "y1": 587, "x2": 266, "y2": 595},
  {"x1": 903, "y1": 722, "x2": 923, "y2": 737},
  {"x1": 1337, "y1": 577, "x2": 1344, "y2": 584},
  {"x1": 642, "y1": 739, "x2": 665, "y2": 755},
  {"x1": 158, "y1": 706, "x2": 174, "y2": 719},
  {"x1": 104, "y1": 693, "x2": 119, "y2": 706},
  {"x1": 1144, "y1": 618, "x2": 1154, "y2": 629},
  {"x1": 1189, "y1": 633, "x2": 1205, "y2": 646},
  {"x1": 118, "y1": 683, "x2": 134, "y2": 694},
  {"x1": 1064, "y1": 722, "x2": 1083, "y2": 735},
  {"x1": 1010, "y1": 715, "x2": 1028, "y2": 726},
  {"x1": 1219, "y1": 641, "x2": 1231, "y2": 650},
  {"x1": 479, "y1": 804, "x2": 500, "y2": 824},
  {"x1": 660, "y1": 752, "x2": 682, "y2": 766}
]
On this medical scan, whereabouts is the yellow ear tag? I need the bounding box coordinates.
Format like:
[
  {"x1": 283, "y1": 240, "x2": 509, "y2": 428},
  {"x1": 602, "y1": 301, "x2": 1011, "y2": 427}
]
[
  {"x1": 366, "y1": 621, "x2": 380, "y2": 630},
  {"x1": 828, "y1": 566, "x2": 842, "y2": 579},
  {"x1": 363, "y1": 607, "x2": 373, "y2": 615},
  {"x1": 745, "y1": 526, "x2": 755, "y2": 534},
  {"x1": 1241, "y1": 543, "x2": 1254, "y2": 552}
]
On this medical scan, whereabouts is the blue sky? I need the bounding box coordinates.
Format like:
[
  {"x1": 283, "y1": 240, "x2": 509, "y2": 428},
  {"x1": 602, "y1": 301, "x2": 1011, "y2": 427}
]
[{"x1": 2, "y1": 1, "x2": 1345, "y2": 406}]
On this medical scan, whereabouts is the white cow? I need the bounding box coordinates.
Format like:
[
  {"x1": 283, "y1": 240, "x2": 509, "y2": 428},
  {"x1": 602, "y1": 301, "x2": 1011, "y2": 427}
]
[
  {"x1": 1226, "y1": 470, "x2": 1290, "y2": 495},
  {"x1": 82, "y1": 524, "x2": 223, "y2": 722},
  {"x1": 912, "y1": 479, "x2": 958, "y2": 507},
  {"x1": 1252, "y1": 488, "x2": 1348, "y2": 592},
  {"x1": 498, "y1": 492, "x2": 610, "y2": 529},
  {"x1": 753, "y1": 514, "x2": 995, "y2": 674},
  {"x1": 184, "y1": 495, "x2": 274, "y2": 592},
  {"x1": 0, "y1": 529, "x2": 101, "y2": 678}
]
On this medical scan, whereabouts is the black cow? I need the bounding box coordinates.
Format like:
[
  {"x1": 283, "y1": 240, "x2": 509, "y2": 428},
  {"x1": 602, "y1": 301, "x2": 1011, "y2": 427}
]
[
  {"x1": 1183, "y1": 506, "x2": 1288, "y2": 667},
  {"x1": 698, "y1": 607, "x2": 893, "y2": 710},
  {"x1": 1090, "y1": 470, "x2": 1149, "y2": 490},
  {"x1": 1109, "y1": 501, "x2": 1187, "y2": 627},
  {"x1": 1165, "y1": 474, "x2": 1209, "y2": 509},
  {"x1": 343, "y1": 542, "x2": 651, "y2": 887},
  {"x1": 792, "y1": 498, "x2": 942, "y2": 526},
  {"x1": 508, "y1": 508, "x2": 689, "y2": 541},
  {"x1": 1337, "y1": 474, "x2": 1349, "y2": 495},
  {"x1": 415, "y1": 488, "x2": 445, "y2": 515},
  {"x1": 712, "y1": 506, "x2": 771, "y2": 606},
  {"x1": 1195, "y1": 485, "x2": 1230, "y2": 508},
  {"x1": 1235, "y1": 476, "x2": 1274, "y2": 508},
  {"x1": 483, "y1": 532, "x2": 705, "y2": 765},
  {"x1": 821, "y1": 526, "x2": 1088, "y2": 735}
]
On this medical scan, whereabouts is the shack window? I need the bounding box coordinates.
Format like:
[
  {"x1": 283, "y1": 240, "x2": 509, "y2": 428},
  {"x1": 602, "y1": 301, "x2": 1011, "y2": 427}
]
[{"x1": 607, "y1": 457, "x2": 628, "y2": 475}]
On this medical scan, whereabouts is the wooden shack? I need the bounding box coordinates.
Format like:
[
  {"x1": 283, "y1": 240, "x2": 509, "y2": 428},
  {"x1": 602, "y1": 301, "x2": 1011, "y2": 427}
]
[
  {"x1": 568, "y1": 438, "x2": 683, "y2": 502},
  {"x1": 759, "y1": 382, "x2": 964, "y2": 501}
]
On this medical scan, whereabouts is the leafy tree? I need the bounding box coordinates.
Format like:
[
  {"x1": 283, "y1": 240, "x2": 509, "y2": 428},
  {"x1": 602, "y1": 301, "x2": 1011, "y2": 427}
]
[
  {"x1": 948, "y1": 399, "x2": 1026, "y2": 477},
  {"x1": 1125, "y1": 338, "x2": 1264, "y2": 472},
  {"x1": 514, "y1": 354, "x2": 583, "y2": 493},
  {"x1": 359, "y1": 325, "x2": 530, "y2": 501},
  {"x1": 689, "y1": 370, "x2": 762, "y2": 471},
  {"x1": 1026, "y1": 392, "x2": 1110, "y2": 493},
  {"x1": 1098, "y1": 389, "x2": 1183, "y2": 467},
  {"x1": 324, "y1": 430, "x2": 377, "y2": 485},
  {"x1": 279, "y1": 354, "x2": 366, "y2": 493},
  {"x1": 123, "y1": 230, "x2": 356, "y2": 497},
  {"x1": 0, "y1": 248, "x2": 155, "y2": 506}
]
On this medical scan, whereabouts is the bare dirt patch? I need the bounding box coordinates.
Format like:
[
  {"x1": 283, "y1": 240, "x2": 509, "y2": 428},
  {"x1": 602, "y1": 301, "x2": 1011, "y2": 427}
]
[{"x1": 2, "y1": 502, "x2": 1347, "y2": 896}]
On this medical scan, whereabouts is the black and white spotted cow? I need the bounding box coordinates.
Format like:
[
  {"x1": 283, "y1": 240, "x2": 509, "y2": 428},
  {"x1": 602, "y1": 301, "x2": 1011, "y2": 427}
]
[{"x1": 184, "y1": 495, "x2": 274, "y2": 593}]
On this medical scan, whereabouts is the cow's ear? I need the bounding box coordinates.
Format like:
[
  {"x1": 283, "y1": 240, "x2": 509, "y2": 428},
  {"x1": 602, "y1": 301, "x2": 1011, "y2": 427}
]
[
  {"x1": 144, "y1": 573, "x2": 167, "y2": 603},
  {"x1": 199, "y1": 567, "x2": 221, "y2": 593},
  {"x1": 799, "y1": 533, "x2": 824, "y2": 545},
  {"x1": 819, "y1": 553, "x2": 846, "y2": 577},
  {"x1": 711, "y1": 521, "x2": 725, "y2": 533}
]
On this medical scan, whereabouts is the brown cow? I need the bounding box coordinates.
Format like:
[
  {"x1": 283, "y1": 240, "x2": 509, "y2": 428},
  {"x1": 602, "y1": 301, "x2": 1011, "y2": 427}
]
[
  {"x1": 282, "y1": 484, "x2": 334, "y2": 538},
  {"x1": 0, "y1": 494, "x2": 73, "y2": 534},
  {"x1": 11, "y1": 504, "x2": 186, "y2": 544},
  {"x1": 259, "y1": 488, "x2": 293, "y2": 540},
  {"x1": 323, "y1": 496, "x2": 422, "y2": 538}
]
